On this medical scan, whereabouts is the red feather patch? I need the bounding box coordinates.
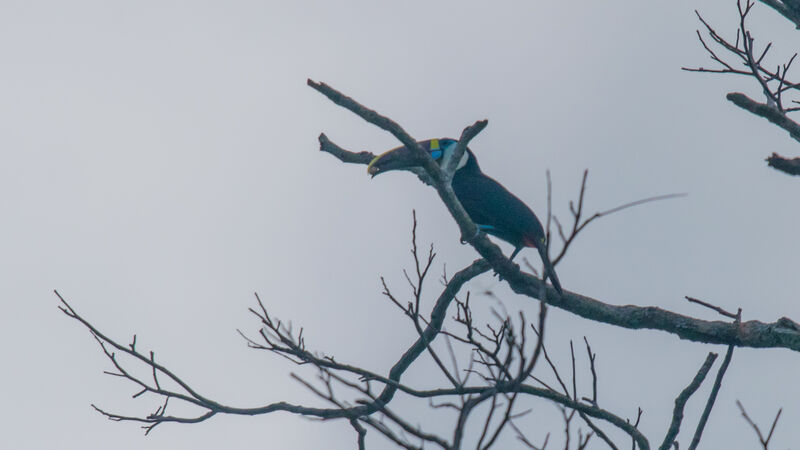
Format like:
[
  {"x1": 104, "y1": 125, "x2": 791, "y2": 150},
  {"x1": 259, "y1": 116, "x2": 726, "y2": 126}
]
[{"x1": 523, "y1": 235, "x2": 541, "y2": 248}]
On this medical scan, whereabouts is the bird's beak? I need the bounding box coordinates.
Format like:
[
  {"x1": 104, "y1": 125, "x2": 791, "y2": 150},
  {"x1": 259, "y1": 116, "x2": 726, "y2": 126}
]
[{"x1": 366, "y1": 145, "x2": 417, "y2": 178}]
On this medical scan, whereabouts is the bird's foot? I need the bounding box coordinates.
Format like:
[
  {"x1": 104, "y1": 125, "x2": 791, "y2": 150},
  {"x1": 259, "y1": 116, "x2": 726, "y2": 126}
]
[
  {"x1": 493, "y1": 265, "x2": 517, "y2": 281},
  {"x1": 459, "y1": 228, "x2": 481, "y2": 245}
]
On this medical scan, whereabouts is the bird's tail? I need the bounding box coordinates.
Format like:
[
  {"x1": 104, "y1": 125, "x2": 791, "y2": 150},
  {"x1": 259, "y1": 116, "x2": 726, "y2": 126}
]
[{"x1": 536, "y1": 245, "x2": 563, "y2": 295}]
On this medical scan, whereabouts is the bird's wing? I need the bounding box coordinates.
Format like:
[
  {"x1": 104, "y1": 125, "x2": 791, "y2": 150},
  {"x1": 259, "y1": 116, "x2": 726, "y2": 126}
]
[{"x1": 454, "y1": 174, "x2": 545, "y2": 247}]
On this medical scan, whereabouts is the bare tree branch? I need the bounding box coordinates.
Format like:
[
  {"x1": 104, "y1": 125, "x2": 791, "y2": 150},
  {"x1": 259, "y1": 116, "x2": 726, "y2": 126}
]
[
  {"x1": 444, "y1": 120, "x2": 488, "y2": 179},
  {"x1": 350, "y1": 418, "x2": 367, "y2": 450},
  {"x1": 685, "y1": 297, "x2": 740, "y2": 320},
  {"x1": 58, "y1": 73, "x2": 795, "y2": 449},
  {"x1": 309, "y1": 78, "x2": 481, "y2": 245},
  {"x1": 579, "y1": 413, "x2": 618, "y2": 450},
  {"x1": 766, "y1": 151, "x2": 800, "y2": 175},
  {"x1": 658, "y1": 353, "x2": 718, "y2": 450},
  {"x1": 736, "y1": 400, "x2": 783, "y2": 449},
  {"x1": 548, "y1": 170, "x2": 686, "y2": 267},
  {"x1": 687, "y1": 344, "x2": 735, "y2": 450},
  {"x1": 686, "y1": 1, "x2": 800, "y2": 175},
  {"x1": 310, "y1": 82, "x2": 800, "y2": 354},
  {"x1": 726, "y1": 92, "x2": 800, "y2": 143},
  {"x1": 318, "y1": 133, "x2": 375, "y2": 165},
  {"x1": 56, "y1": 257, "x2": 492, "y2": 428}
]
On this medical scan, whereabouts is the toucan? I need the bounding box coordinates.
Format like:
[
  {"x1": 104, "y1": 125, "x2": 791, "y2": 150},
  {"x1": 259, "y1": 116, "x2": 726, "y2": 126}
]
[{"x1": 366, "y1": 138, "x2": 562, "y2": 295}]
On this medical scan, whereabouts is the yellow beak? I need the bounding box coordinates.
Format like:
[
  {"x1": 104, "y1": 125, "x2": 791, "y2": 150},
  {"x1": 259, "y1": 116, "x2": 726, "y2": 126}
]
[{"x1": 366, "y1": 149, "x2": 393, "y2": 176}]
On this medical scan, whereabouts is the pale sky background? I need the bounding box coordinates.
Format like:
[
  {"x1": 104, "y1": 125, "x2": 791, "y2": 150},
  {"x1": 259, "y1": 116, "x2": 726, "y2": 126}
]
[{"x1": 2, "y1": 1, "x2": 799, "y2": 449}]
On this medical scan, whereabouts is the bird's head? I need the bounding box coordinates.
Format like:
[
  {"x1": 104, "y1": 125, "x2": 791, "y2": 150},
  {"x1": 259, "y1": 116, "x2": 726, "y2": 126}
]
[{"x1": 366, "y1": 138, "x2": 474, "y2": 178}]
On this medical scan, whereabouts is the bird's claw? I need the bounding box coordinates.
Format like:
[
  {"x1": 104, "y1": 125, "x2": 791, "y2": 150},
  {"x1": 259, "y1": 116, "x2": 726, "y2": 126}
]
[{"x1": 460, "y1": 228, "x2": 482, "y2": 245}]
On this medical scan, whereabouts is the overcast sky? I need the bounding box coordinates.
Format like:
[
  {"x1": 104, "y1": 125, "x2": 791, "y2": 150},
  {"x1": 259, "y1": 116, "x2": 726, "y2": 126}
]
[{"x1": 2, "y1": 1, "x2": 799, "y2": 449}]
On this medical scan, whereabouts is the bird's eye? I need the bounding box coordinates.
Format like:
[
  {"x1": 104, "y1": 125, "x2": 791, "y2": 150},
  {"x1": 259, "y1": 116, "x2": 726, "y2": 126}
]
[{"x1": 431, "y1": 150, "x2": 443, "y2": 159}]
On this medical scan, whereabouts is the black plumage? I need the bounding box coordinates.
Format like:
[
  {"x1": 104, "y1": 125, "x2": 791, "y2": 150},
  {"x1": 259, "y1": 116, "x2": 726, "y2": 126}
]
[{"x1": 367, "y1": 138, "x2": 562, "y2": 295}]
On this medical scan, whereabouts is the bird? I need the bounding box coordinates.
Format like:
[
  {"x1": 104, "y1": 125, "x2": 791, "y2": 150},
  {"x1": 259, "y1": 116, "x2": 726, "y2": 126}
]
[{"x1": 366, "y1": 138, "x2": 562, "y2": 295}]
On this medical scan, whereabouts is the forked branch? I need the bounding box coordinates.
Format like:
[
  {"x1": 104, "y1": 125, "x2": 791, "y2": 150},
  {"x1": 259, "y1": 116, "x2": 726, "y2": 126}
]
[
  {"x1": 686, "y1": 0, "x2": 800, "y2": 173},
  {"x1": 312, "y1": 79, "x2": 800, "y2": 353}
]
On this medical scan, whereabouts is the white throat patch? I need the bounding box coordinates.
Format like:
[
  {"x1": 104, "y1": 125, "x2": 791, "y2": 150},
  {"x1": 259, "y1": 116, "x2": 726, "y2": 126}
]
[
  {"x1": 442, "y1": 142, "x2": 470, "y2": 171},
  {"x1": 456, "y1": 149, "x2": 469, "y2": 170}
]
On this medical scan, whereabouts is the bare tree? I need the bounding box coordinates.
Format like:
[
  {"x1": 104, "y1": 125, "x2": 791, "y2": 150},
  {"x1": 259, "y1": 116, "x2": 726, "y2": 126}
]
[
  {"x1": 686, "y1": 0, "x2": 800, "y2": 175},
  {"x1": 58, "y1": 77, "x2": 800, "y2": 448}
]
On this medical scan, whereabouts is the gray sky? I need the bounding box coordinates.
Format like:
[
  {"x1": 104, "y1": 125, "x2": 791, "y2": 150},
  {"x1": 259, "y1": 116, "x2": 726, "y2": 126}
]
[{"x1": 2, "y1": 1, "x2": 799, "y2": 448}]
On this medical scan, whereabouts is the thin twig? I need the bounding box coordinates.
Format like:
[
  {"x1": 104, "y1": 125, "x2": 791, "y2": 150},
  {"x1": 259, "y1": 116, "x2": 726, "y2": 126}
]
[
  {"x1": 687, "y1": 344, "x2": 735, "y2": 450},
  {"x1": 658, "y1": 353, "x2": 718, "y2": 450},
  {"x1": 736, "y1": 400, "x2": 782, "y2": 449},
  {"x1": 685, "y1": 297, "x2": 739, "y2": 319}
]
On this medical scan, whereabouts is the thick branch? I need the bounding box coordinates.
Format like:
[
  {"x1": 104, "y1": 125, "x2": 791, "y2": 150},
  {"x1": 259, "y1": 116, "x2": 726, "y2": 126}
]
[
  {"x1": 727, "y1": 92, "x2": 800, "y2": 143},
  {"x1": 349, "y1": 418, "x2": 367, "y2": 450},
  {"x1": 318, "y1": 133, "x2": 374, "y2": 165},
  {"x1": 308, "y1": 79, "x2": 427, "y2": 162},
  {"x1": 507, "y1": 278, "x2": 800, "y2": 350},
  {"x1": 310, "y1": 78, "x2": 482, "y2": 244},
  {"x1": 314, "y1": 89, "x2": 800, "y2": 352},
  {"x1": 766, "y1": 152, "x2": 800, "y2": 175}
]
